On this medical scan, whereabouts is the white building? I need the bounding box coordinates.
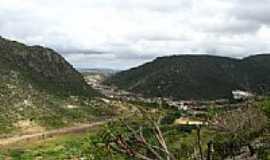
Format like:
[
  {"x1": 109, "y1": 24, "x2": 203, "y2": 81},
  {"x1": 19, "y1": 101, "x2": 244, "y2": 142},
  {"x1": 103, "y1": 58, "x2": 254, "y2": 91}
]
[{"x1": 232, "y1": 90, "x2": 253, "y2": 100}]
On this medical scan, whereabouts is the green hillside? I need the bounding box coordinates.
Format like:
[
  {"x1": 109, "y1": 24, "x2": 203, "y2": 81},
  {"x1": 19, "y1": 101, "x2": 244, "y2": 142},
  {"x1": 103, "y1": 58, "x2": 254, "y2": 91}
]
[
  {"x1": 0, "y1": 36, "x2": 99, "y2": 97},
  {"x1": 0, "y1": 37, "x2": 114, "y2": 136},
  {"x1": 105, "y1": 54, "x2": 270, "y2": 100}
]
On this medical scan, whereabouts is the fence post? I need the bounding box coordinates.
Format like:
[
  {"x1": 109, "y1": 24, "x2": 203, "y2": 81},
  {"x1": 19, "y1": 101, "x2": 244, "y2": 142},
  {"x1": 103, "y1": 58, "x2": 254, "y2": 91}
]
[
  {"x1": 207, "y1": 140, "x2": 214, "y2": 160},
  {"x1": 196, "y1": 125, "x2": 203, "y2": 160}
]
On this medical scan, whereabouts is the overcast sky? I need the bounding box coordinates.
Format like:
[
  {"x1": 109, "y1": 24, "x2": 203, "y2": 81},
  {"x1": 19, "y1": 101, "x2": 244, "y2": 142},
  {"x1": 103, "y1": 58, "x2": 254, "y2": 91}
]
[{"x1": 1, "y1": 0, "x2": 270, "y2": 69}]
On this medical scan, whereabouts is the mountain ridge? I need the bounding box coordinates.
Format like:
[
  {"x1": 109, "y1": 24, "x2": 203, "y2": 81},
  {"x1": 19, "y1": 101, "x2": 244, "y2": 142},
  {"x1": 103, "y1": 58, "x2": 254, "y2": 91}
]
[
  {"x1": 0, "y1": 36, "x2": 98, "y2": 96},
  {"x1": 105, "y1": 54, "x2": 270, "y2": 100},
  {"x1": 0, "y1": 36, "x2": 108, "y2": 135}
]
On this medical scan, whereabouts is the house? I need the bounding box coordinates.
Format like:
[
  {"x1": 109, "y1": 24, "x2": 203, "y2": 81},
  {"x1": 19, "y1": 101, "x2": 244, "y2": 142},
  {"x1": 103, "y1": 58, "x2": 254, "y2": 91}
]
[
  {"x1": 174, "y1": 117, "x2": 206, "y2": 126},
  {"x1": 178, "y1": 102, "x2": 188, "y2": 111},
  {"x1": 232, "y1": 90, "x2": 253, "y2": 100}
]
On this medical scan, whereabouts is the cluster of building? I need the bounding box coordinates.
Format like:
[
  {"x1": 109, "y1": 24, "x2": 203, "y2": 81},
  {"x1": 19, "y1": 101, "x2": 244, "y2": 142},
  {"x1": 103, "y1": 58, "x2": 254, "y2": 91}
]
[{"x1": 85, "y1": 74, "x2": 256, "y2": 112}]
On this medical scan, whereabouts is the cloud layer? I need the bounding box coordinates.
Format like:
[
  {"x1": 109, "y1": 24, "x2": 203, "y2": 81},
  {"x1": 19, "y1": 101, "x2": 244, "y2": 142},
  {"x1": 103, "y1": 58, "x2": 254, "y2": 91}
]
[{"x1": 1, "y1": 0, "x2": 270, "y2": 69}]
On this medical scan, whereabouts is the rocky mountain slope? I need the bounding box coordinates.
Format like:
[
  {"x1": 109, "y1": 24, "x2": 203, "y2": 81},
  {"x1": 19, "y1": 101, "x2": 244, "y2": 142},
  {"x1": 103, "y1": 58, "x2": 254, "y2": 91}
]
[
  {"x1": 105, "y1": 54, "x2": 270, "y2": 100},
  {"x1": 0, "y1": 36, "x2": 98, "y2": 97},
  {"x1": 0, "y1": 37, "x2": 117, "y2": 136}
]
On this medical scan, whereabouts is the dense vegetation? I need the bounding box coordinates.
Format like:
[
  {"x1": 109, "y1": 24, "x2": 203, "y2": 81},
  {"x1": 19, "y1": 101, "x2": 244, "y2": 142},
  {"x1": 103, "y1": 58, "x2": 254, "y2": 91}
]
[
  {"x1": 1, "y1": 36, "x2": 270, "y2": 159},
  {"x1": 0, "y1": 36, "x2": 99, "y2": 97},
  {"x1": 2, "y1": 99, "x2": 270, "y2": 160},
  {"x1": 106, "y1": 54, "x2": 270, "y2": 100}
]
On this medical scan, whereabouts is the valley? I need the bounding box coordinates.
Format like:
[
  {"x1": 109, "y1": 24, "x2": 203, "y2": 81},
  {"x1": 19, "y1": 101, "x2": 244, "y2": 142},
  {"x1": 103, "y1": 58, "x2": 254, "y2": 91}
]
[
  {"x1": 83, "y1": 70, "x2": 263, "y2": 117},
  {"x1": 2, "y1": 0, "x2": 270, "y2": 159},
  {"x1": 1, "y1": 37, "x2": 270, "y2": 160}
]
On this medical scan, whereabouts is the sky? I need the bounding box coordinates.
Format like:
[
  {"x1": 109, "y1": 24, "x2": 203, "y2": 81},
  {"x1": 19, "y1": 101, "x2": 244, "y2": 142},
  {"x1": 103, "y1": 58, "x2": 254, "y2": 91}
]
[{"x1": 1, "y1": 0, "x2": 270, "y2": 70}]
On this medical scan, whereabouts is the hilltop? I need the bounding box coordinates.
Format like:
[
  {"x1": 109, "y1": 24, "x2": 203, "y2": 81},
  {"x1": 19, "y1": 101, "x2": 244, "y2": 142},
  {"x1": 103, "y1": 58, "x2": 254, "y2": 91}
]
[{"x1": 0, "y1": 36, "x2": 99, "y2": 97}]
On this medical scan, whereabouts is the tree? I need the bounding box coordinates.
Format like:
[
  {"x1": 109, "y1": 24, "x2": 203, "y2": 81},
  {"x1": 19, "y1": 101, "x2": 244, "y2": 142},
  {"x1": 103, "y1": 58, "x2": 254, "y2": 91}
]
[
  {"x1": 209, "y1": 105, "x2": 268, "y2": 159},
  {"x1": 103, "y1": 111, "x2": 176, "y2": 160}
]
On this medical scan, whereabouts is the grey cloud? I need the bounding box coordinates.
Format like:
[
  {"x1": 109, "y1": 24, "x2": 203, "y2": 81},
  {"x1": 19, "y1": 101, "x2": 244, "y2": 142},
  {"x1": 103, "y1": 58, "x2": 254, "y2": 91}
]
[
  {"x1": 60, "y1": 50, "x2": 107, "y2": 55},
  {"x1": 128, "y1": 34, "x2": 190, "y2": 42},
  {"x1": 230, "y1": 0, "x2": 270, "y2": 25},
  {"x1": 114, "y1": 51, "x2": 157, "y2": 60},
  {"x1": 65, "y1": 53, "x2": 153, "y2": 70},
  {"x1": 98, "y1": 0, "x2": 193, "y2": 13},
  {"x1": 1, "y1": 0, "x2": 270, "y2": 69},
  {"x1": 203, "y1": 19, "x2": 261, "y2": 34},
  {"x1": 143, "y1": 0, "x2": 193, "y2": 13}
]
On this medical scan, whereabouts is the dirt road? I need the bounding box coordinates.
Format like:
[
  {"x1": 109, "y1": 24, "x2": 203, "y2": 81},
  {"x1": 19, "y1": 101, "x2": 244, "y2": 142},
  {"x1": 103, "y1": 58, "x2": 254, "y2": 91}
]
[{"x1": 0, "y1": 119, "x2": 112, "y2": 148}]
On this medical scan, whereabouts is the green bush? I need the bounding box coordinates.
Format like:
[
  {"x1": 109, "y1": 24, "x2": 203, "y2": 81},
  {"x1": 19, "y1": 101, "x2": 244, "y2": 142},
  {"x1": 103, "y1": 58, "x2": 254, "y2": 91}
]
[{"x1": 161, "y1": 110, "x2": 183, "y2": 125}]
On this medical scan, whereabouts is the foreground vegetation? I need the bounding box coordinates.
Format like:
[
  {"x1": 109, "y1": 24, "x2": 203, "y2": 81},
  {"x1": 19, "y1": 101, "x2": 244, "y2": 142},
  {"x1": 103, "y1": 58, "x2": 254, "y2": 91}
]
[{"x1": 2, "y1": 98, "x2": 270, "y2": 159}]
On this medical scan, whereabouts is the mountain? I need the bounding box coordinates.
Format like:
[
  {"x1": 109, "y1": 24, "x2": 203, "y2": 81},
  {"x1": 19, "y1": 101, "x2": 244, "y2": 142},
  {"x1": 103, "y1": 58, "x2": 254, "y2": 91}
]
[
  {"x1": 0, "y1": 36, "x2": 99, "y2": 97},
  {"x1": 105, "y1": 54, "x2": 270, "y2": 100},
  {"x1": 0, "y1": 37, "x2": 113, "y2": 136},
  {"x1": 78, "y1": 68, "x2": 119, "y2": 77}
]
